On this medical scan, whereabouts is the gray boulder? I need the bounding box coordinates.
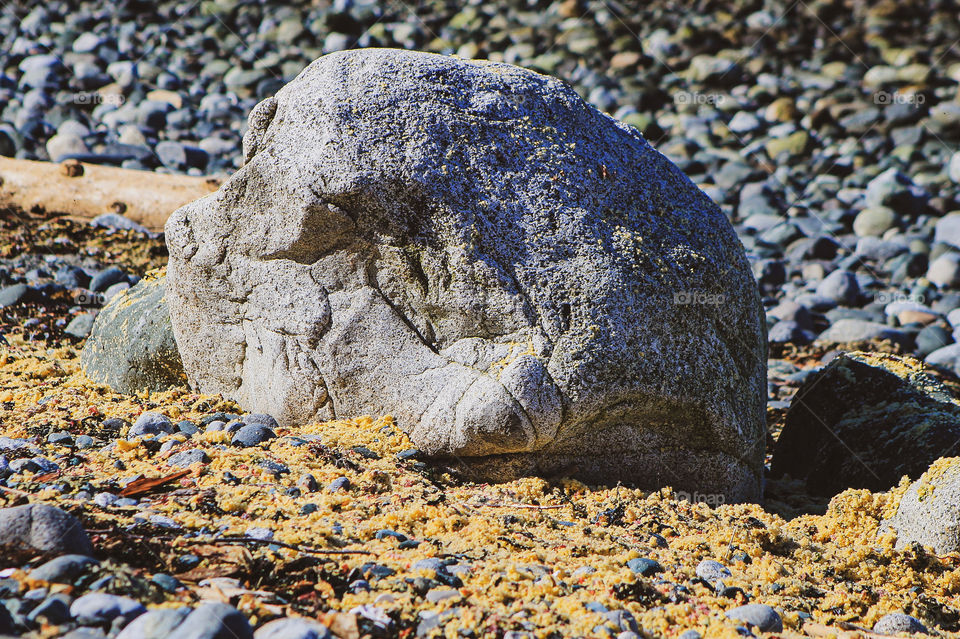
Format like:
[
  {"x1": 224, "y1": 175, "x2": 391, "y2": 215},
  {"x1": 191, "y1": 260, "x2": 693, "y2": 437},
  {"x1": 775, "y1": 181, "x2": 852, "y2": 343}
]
[
  {"x1": 881, "y1": 457, "x2": 960, "y2": 555},
  {"x1": 0, "y1": 503, "x2": 93, "y2": 555},
  {"x1": 80, "y1": 274, "x2": 186, "y2": 394},
  {"x1": 165, "y1": 49, "x2": 766, "y2": 500}
]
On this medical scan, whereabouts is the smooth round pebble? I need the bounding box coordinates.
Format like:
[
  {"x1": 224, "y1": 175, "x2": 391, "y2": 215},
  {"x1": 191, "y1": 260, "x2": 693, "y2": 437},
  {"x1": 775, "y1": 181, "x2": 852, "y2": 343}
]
[
  {"x1": 872, "y1": 612, "x2": 928, "y2": 635},
  {"x1": 725, "y1": 603, "x2": 783, "y2": 632}
]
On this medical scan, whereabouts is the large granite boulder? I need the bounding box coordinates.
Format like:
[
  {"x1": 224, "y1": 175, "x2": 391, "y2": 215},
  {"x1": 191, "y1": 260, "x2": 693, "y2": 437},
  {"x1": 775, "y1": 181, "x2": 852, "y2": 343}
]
[
  {"x1": 771, "y1": 352, "x2": 960, "y2": 495},
  {"x1": 80, "y1": 273, "x2": 186, "y2": 394},
  {"x1": 165, "y1": 49, "x2": 766, "y2": 500}
]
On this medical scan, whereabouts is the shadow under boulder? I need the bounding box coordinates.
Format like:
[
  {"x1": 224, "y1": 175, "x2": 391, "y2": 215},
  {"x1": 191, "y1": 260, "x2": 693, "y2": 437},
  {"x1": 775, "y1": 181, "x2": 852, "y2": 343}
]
[
  {"x1": 770, "y1": 352, "x2": 960, "y2": 496},
  {"x1": 80, "y1": 272, "x2": 186, "y2": 394}
]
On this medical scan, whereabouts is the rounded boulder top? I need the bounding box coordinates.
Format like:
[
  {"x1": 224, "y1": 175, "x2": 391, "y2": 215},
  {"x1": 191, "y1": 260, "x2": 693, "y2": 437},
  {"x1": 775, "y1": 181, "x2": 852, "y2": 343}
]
[{"x1": 165, "y1": 48, "x2": 766, "y2": 501}]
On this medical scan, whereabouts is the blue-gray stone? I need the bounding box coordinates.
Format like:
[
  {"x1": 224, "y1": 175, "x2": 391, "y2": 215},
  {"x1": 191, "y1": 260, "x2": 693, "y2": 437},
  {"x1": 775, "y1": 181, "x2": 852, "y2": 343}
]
[
  {"x1": 129, "y1": 412, "x2": 174, "y2": 438},
  {"x1": 65, "y1": 313, "x2": 97, "y2": 338},
  {"x1": 172, "y1": 602, "x2": 254, "y2": 639},
  {"x1": 28, "y1": 554, "x2": 98, "y2": 582},
  {"x1": 56, "y1": 265, "x2": 90, "y2": 289},
  {"x1": 328, "y1": 476, "x2": 350, "y2": 492},
  {"x1": 177, "y1": 421, "x2": 199, "y2": 436},
  {"x1": 725, "y1": 604, "x2": 782, "y2": 632},
  {"x1": 626, "y1": 557, "x2": 662, "y2": 576},
  {"x1": 231, "y1": 424, "x2": 276, "y2": 447},
  {"x1": 243, "y1": 413, "x2": 279, "y2": 428},
  {"x1": 47, "y1": 431, "x2": 74, "y2": 446},
  {"x1": 150, "y1": 574, "x2": 184, "y2": 593},
  {"x1": 0, "y1": 284, "x2": 38, "y2": 307},
  {"x1": 69, "y1": 593, "x2": 145, "y2": 626},
  {"x1": 375, "y1": 529, "x2": 407, "y2": 541},
  {"x1": 254, "y1": 617, "x2": 332, "y2": 639},
  {"x1": 91, "y1": 213, "x2": 150, "y2": 234},
  {"x1": 695, "y1": 559, "x2": 732, "y2": 582},
  {"x1": 26, "y1": 593, "x2": 72, "y2": 625},
  {"x1": 816, "y1": 269, "x2": 860, "y2": 306},
  {"x1": 115, "y1": 606, "x2": 191, "y2": 639},
  {"x1": 168, "y1": 449, "x2": 210, "y2": 468},
  {"x1": 89, "y1": 267, "x2": 127, "y2": 293}
]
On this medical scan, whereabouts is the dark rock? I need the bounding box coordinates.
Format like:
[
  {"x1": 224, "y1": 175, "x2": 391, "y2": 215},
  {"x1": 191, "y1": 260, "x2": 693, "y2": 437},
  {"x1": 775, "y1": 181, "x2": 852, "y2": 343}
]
[
  {"x1": 231, "y1": 424, "x2": 276, "y2": 447},
  {"x1": 89, "y1": 267, "x2": 128, "y2": 293},
  {"x1": 771, "y1": 352, "x2": 960, "y2": 495},
  {"x1": 26, "y1": 594, "x2": 72, "y2": 625}
]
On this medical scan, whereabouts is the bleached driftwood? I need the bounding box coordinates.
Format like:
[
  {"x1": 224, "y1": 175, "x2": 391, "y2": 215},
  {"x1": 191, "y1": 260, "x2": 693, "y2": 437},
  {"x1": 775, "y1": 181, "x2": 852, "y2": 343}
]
[{"x1": 0, "y1": 157, "x2": 220, "y2": 232}]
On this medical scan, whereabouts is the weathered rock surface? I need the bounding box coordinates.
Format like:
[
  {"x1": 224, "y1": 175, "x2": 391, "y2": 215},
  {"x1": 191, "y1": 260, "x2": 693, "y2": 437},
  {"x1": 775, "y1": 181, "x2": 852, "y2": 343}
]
[
  {"x1": 771, "y1": 352, "x2": 960, "y2": 495},
  {"x1": 881, "y1": 457, "x2": 960, "y2": 555},
  {"x1": 165, "y1": 48, "x2": 766, "y2": 500},
  {"x1": 0, "y1": 503, "x2": 94, "y2": 556},
  {"x1": 80, "y1": 274, "x2": 186, "y2": 394}
]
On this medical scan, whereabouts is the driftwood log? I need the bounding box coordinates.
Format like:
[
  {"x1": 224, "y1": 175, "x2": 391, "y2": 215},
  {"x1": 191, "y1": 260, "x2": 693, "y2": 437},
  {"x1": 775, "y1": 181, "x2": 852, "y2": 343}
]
[{"x1": 0, "y1": 157, "x2": 221, "y2": 232}]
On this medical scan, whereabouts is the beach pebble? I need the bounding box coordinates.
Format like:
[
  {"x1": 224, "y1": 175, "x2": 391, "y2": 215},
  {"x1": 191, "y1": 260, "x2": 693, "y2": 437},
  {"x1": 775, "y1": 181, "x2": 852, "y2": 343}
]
[
  {"x1": 328, "y1": 476, "x2": 350, "y2": 492},
  {"x1": 725, "y1": 603, "x2": 782, "y2": 632},
  {"x1": 26, "y1": 593, "x2": 72, "y2": 624},
  {"x1": 231, "y1": 424, "x2": 276, "y2": 447},
  {"x1": 115, "y1": 606, "x2": 191, "y2": 639},
  {"x1": 243, "y1": 413, "x2": 279, "y2": 428},
  {"x1": 167, "y1": 449, "x2": 210, "y2": 468},
  {"x1": 28, "y1": 554, "x2": 98, "y2": 583},
  {"x1": 695, "y1": 559, "x2": 732, "y2": 582},
  {"x1": 70, "y1": 592, "x2": 145, "y2": 626},
  {"x1": 129, "y1": 412, "x2": 174, "y2": 438},
  {"x1": 171, "y1": 602, "x2": 253, "y2": 639},
  {"x1": 872, "y1": 612, "x2": 928, "y2": 635},
  {"x1": 626, "y1": 557, "x2": 662, "y2": 576},
  {"x1": 254, "y1": 617, "x2": 332, "y2": 639},
  {"x1": 0, "y1": 503, "x2": 94, "y2": 555}
]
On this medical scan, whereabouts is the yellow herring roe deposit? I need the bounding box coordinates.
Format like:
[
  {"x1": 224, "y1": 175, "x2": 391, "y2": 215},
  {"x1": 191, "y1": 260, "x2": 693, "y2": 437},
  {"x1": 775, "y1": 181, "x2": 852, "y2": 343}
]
[{"x1": 1, "y1": 335, "x2": 959, "y2": 637}]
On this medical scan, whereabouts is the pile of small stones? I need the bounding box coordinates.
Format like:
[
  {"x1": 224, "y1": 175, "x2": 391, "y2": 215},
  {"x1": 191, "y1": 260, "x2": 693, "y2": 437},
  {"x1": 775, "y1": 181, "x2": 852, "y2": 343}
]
[{"x1": 3, "y1": 0, "x2": 960, "y2": 377}]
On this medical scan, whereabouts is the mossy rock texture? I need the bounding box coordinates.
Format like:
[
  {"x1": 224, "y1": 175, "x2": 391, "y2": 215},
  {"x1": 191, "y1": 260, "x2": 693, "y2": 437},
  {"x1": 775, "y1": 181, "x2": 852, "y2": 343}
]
[
  {"x1": 80, "y1": 273, "x2": 186, "y2": 394},
  {"x1": 771, "y1": 352, "x2": 960, "y2": 495}
]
